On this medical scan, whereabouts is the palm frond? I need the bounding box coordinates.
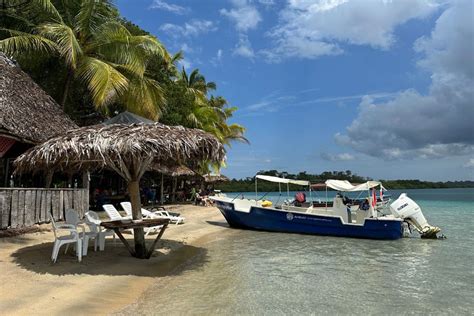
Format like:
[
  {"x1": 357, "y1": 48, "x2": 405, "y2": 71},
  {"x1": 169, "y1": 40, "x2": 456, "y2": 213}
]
[
  {"x1": 29, "y1": 0, "x2": 63, "y2": 23},
  {"x1": 0, "y1": 28, "x2": 58, "y2": 56},
  {"x1": 120, "y1": 76, "x2": 166, "y2": 120},
  {"x1": 37, "y1": 23, "x2": 82, "y2": 69},
  {"x1": 171, "y1": 51, "x2": 184, "y2": 63},
  {"x1": 131, "y1": 35, "x2": 170, "y2": 61},
  {"x1": 75, "y1": 0, "x2": 114, "y2": 39},
  {"x1": 77, "y1": 56, "x2": 129, "y2": 108}
]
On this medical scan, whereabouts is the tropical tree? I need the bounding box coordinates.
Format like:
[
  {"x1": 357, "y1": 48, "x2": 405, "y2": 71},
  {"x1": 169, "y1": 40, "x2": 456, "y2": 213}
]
[{"x1": 0, "y1": 0, "x2": 170, "y2": 119}]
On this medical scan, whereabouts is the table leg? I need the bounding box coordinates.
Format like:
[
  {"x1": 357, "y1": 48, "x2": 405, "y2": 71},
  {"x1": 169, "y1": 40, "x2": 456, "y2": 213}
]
[
  {"x1": 114, "y1": 228, "x2": 136, "y2": 257},
  {"x1": 146, "y1": 223, "x2": 169, "y2": 259}
]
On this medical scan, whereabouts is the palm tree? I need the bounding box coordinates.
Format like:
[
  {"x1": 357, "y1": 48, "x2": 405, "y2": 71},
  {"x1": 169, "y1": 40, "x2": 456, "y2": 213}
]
[
  {"x1": 0, "y1": 0, "x2": 169, "y2": 119},
  {"x1": 178, "y1": 67, "x2": 216, "y2": 102}
]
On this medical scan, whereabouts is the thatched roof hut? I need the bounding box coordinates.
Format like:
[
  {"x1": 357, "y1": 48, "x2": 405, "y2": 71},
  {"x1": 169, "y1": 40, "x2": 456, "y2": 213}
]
[
  {"x1": 151, "y1": 165, "x2": 197, "y2": 177},
  {"x1": 14, "y1": 123, "x2": 225, "y2": 176},
  {"x1": 0, "y1": 52, "x2": 77, "y2": 144},
  {"x1": 14, "y1": 122, "x2": 225, "y2": 258},
  {"x1": 203, "y1": 173, "x2": 230, "y2": 183}
]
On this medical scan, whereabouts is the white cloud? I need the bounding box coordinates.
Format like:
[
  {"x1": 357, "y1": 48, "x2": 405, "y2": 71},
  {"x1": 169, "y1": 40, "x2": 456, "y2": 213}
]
[
  {"x1": 159, "y1": 20, "x2": 217, "y2": 37},
  {"x1": 233, "y1": 35, "x2": 255, "y2": 58},
  {"x1": 258, "y1": 0, "x2": 275, "y2": 6},
  {"x1": 179, "y1": 59, "x2": 191, "y2": 70},
  {"x1": 246, "y1": 90, "x2": 397, "y2": 112},
  {"x1": 149, "y1": 0, "x2": 189, "y2": 15},
  {"x1": 211, "y1": 49, "x2": 224, "y2": 66},
  {"x1": 264, "y1": 0, "x2": 439, "y2": 61},
  {"x1": 321, "y1": 153, "x2": 355, "y2": 162},
  {"x1": 220, "y1": 0, "x2": 262, "y2": 31},
  {"x1": 336, "y1": 0, "x2": 474, "y2": 160},
  {"x1": 464, "y1": 159, "x2": 474, "y2": 168}
]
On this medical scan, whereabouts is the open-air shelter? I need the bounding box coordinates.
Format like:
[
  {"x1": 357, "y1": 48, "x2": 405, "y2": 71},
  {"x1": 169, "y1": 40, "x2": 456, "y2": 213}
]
[{"x1": 14, "y1": 123, "x2": 225, "y2": 258}]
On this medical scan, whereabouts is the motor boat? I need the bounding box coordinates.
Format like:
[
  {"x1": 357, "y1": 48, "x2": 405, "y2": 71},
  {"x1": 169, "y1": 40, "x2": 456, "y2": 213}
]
[{"x1": 210, "y1": 175, "x2": 441, "y2": 240}]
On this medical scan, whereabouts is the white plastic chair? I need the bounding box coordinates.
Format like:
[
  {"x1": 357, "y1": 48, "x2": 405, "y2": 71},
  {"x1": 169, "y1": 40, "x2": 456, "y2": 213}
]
[
  {"x1": 50, "y1": 214, "x2": 82, "y2": 263},
  {"x1": 85, "y1": 211, "x2": 115, "y2": 251},
  {"x1": 121, "y1": 201, "x2": 185, "y2": 225},
  {"x1": 120, "y1": 202, "x2": 164, "y2": 236},
  {"x1": 65, "y1": 209, "x2": 96, "y2": 256}
]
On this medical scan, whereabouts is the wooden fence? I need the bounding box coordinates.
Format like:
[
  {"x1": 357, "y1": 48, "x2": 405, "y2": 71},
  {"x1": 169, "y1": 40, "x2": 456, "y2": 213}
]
[{"x1": 0, "y1": 188, "x2": 89, "y2": 229}]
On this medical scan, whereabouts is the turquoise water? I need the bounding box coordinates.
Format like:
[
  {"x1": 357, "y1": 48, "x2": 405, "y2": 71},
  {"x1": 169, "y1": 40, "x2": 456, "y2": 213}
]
[{"x1": 126, "y1": 188, "x2": 474, "y2": 315}]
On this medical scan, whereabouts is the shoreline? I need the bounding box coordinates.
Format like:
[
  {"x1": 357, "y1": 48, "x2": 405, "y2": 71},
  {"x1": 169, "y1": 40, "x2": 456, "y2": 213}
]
[{"x1": 0, "y1": 205, "x2": 228, "y2": 315}]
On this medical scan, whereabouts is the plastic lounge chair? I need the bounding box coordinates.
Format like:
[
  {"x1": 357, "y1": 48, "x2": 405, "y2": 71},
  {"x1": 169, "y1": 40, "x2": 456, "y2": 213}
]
[
  {"x1": 65, "y1": 209, "x2": 96, "y2": 256},
  {"x1": 85, "y1": 211, "x2": 115, "y2": 251},
  {"x1": 50, "y1": 214, "x2": 82, "y2": 263},
  {"x1": 102, "y1": 204, "x2": 131, "y2": 221},
  {"x1": 121, "y1": 201, "x2": 184, "y2": 225},
  {"x1": 120, "y1": 202, "x2": 164, "y2": 236},
  {"x1": 102, "y1": 204, "x2": 134, "y2": 235}
]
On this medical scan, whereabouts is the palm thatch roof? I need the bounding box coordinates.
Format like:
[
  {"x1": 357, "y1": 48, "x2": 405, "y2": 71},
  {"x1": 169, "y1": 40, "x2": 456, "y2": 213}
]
[
  {"x1": 150, "y1": 164, "x2": 198, "y2": 177},
  {"x1": 203, "y1": 173, "x2": 230, "y2": 183},
  {"x1": 0, "y1": 52, "x2": 78, "y2": 144},
  {"x1": 103, "y1": 111, "x2": 155, "y2": 125},
  {"x1": 14, "y1": 123, "x2": 225, "y2": 180}
]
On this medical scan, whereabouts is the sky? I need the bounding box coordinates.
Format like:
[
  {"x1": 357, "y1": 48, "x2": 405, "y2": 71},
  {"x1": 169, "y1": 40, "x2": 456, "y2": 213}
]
[{"x1": 115, "y1": 0, "x2": 474, "y2": 181}]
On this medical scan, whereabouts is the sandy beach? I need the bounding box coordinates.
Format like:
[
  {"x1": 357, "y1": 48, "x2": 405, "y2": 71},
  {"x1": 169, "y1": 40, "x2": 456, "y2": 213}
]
[{"x1": 0, "y1": 205, "x2": 228, "y2": 315}]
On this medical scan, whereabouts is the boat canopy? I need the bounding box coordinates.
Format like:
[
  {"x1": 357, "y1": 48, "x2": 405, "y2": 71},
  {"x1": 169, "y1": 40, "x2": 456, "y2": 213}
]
[
  {"x1": 256, "y1": 175, "x2": 310, "y2": 186},
  {"x1": 324, "y1": 180, "x2": 382, "y2": 192}
]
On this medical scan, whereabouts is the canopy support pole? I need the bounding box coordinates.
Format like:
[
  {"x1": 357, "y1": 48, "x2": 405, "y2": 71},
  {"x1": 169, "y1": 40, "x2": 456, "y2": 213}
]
[
  {"x1": 325, "y1": 185, "x2": 328, "y2": 210},
  {"x1": 160, "y1": 174, "x2": 164, "y2": 204},
  {"x1": 255, "y1": 178, "x2": 257, "y2": 200},
  {"x1": 82, "y1": 171, "x2": 90, "y2": 191}
]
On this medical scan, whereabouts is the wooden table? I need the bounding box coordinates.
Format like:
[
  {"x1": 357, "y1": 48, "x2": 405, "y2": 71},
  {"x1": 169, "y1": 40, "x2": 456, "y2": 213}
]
[{"x1": 101, "y1": 218, "x2": 170, "y2": 259}]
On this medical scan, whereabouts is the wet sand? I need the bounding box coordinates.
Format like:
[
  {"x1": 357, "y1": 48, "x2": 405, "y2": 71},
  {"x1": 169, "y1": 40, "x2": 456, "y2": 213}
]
[{"x1": 0, "y1": 205, "x2": 228, "y2": 315}]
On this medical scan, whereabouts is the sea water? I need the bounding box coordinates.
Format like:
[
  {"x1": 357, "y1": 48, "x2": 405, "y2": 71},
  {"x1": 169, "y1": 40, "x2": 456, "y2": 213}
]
[{"x1": 125, "y1": 188, "x2": 474, "y2": 315}]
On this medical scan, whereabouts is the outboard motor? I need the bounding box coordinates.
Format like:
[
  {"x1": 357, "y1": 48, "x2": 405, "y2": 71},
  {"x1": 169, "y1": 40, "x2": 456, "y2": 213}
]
[{"x1": 390, "y1": 193, "x2": 441, "y2": 238}]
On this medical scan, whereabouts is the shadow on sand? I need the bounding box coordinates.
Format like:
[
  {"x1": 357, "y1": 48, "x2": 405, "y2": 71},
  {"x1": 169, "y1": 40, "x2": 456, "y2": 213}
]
[
  {"x1": 11, "y1": 237, "x2": 209, "y2": 277},
  {"x1": 205, "y1": 220, "x2": 230, "y2": 228}
]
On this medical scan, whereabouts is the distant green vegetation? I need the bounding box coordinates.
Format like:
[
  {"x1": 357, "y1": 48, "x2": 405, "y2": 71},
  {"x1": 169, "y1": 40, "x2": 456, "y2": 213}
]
[{"x1": 215, "y1": 170, "x2": 474, "y2": 192}]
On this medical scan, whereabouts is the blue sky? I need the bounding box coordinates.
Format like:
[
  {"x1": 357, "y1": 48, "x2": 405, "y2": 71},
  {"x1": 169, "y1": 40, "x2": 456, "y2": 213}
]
[{"x1": 116, "y1": 0, "x2": 474, "y2": 181}]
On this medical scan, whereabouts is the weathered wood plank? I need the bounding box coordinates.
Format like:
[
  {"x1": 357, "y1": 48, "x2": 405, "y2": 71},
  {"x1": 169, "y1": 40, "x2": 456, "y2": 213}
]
[
  {"x1": 40, "y1": 190, "x2": 47, "y2": 222},
  {"x1": 0, "y1": 191, "x2": 4, "y2": 229},
  {"x1": 29, "y1": 190, "x2": 36, "y2": 226},
  {"x1": 63, "y1": 190, "x2": 71, "y2": 214},
  {"x1": 84, "y1": 189, "x2": 90, "y2": 214},
  {"x1": 10, "y1": 190, "x2": 19, "y2": 228},
  {"x1": 35, "y1": 190, "x2": 41, "y2": 223},
  {"x1": 24, "y1": 190, "x2": 34, "y2": 227},
  {"x1": 1, "y1": 190, "x2": 12, "y2": 228},
  {"x1": 46, "y1": 190, "x2": 52, "y2": 221},
  {"x1": 74, "y1": 190, "x2": 83, "y2": 217},
  {"x1": 52, "y1": 191, "x2": 60, "y2": 220},
  {"x1": 59, "y1": 190, "x2": 64, "y2": 221},
  {"x1": 18, "y1": 190, "x2": 26, "y2": 227}
]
